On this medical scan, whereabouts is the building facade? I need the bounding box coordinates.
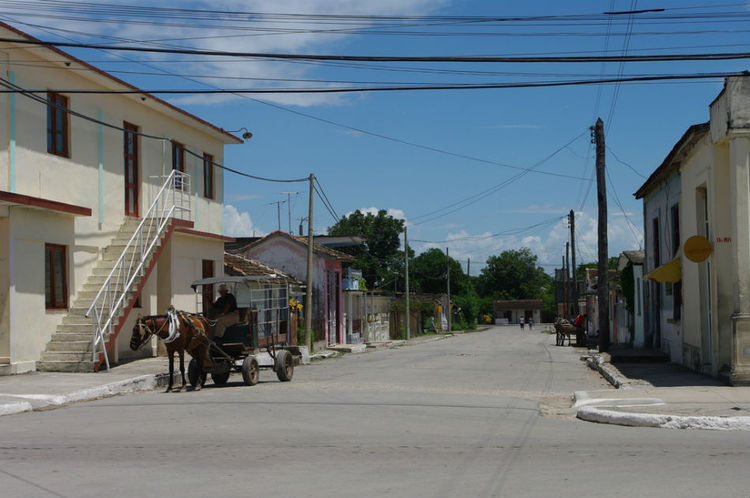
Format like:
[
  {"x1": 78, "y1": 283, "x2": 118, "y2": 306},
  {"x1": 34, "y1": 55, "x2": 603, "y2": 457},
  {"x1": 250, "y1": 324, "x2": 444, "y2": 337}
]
[{"x1": 0, "y1": 23, "x2": 240, "y2": 373}]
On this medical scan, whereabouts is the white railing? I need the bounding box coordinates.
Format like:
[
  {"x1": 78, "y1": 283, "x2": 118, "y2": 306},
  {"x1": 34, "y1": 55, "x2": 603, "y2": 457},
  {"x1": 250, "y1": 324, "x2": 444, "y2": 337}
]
[{"x1": 86, "y1": 170, "x2": 191, "y2": 370}]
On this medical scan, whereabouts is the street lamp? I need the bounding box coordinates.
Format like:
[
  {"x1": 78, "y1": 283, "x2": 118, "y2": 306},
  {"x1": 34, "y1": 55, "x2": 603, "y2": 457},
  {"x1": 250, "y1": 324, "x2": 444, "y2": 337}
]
[{"x1": 226, "y1": 127, "x2": 253, "y2": 141}]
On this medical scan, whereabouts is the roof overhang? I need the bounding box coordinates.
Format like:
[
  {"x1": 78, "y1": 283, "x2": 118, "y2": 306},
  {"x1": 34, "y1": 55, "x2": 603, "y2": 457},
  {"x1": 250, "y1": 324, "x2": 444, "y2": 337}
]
[{"x1": 0, "y1": 191, "x2": 91, "y2": 216}]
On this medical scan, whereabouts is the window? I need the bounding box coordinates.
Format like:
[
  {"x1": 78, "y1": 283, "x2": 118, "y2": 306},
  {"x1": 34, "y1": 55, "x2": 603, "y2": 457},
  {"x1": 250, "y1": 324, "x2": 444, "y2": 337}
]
[
  {"x1": 45, "y1": 244, "x2": 68, "y2": 309},
  {"x1": 123, "y1": 122, "x2": 139, "y2": 217},
  {"x1": 203, "y1": 153, "x2": 214, "y2": 199},
  {"x1": 47, "y1": 92, "x2": 69, "y2": 157},
  {"x1": 670, "y1": 203, "x2": 680, "y2": 258},
  {"x1": 652, "y1": 217, "x2": 660, "y2": 268},
  {"x1": 172, "y1": 141, "x2": 185, "y2": 189}
]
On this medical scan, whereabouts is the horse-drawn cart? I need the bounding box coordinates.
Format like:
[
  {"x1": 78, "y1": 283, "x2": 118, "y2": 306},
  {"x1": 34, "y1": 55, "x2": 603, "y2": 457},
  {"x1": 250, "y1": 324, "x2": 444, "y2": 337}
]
[{"x1": 187, "y1": 275, "x2": 302, "y2": 389}]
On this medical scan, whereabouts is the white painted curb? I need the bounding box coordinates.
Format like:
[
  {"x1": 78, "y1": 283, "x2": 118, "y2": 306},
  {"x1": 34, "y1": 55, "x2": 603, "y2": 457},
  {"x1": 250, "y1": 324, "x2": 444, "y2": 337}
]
[{"x1": 577, "y1": 406, "x2": 750, "y2": 431}]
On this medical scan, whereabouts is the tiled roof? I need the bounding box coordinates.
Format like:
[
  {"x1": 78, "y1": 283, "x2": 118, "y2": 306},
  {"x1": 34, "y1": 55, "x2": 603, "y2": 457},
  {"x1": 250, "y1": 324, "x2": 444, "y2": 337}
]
[{"x1": 224, "y1": 252, "x2": 303, "y2": 285}]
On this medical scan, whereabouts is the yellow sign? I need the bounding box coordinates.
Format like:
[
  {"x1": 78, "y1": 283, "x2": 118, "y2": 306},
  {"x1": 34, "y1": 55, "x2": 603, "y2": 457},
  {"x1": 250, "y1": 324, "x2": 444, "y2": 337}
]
[{"x1": 684, "y1": 235, "x2": 712, "y2": 263}]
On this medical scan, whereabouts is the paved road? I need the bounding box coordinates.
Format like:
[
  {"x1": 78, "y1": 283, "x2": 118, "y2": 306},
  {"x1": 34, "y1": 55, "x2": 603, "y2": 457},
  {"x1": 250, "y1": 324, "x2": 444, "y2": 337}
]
[{"x1": 2, "y1": 326, "x2": 749, "y2": 497}]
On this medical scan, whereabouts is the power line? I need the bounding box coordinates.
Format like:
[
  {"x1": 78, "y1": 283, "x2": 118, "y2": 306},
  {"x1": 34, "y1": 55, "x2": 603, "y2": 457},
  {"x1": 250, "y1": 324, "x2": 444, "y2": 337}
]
[
  {"x1": 412, "y1": 130, "x2": 590, "y2": 225},
  {"x1": 411, "y1": 216, "x2": 564, "y2": 243},
  {"x1": 4, "y1": 37, "x2": 750, "y2": 63},
  {"x1": 607, "y1": 146, "x2": 647, "y2": 178},
  {"x1": 0, "y1": 75, "x2": 309, "y2": 184}
]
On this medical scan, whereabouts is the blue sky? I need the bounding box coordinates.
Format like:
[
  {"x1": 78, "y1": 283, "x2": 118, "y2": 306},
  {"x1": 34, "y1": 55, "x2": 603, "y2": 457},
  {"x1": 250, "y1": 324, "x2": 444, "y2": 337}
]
[{"x1": 5, "y1": 0, "x2": 749, "y2": 273}]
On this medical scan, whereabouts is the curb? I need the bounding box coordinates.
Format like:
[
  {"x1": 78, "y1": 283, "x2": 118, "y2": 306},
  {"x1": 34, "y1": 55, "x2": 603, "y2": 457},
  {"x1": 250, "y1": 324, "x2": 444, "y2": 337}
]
[
  {"x1": 576, "y1": 405, "x2": 750, "y2": 431},
  {"x1": 583, "y1": 353, "x2": 631, "y2": 389},
  {"x1": 0, "y1": 372, "x2": 175, "y2": 417}
]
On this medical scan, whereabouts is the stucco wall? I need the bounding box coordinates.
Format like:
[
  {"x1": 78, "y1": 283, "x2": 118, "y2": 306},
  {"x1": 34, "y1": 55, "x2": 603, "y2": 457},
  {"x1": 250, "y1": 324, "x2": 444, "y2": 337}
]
[
  {"x1": 643, "y1": 173, "x2": 682, "y2": 362},
  {"x1": 0, "y1": 215, "x2": 9, "y2": 362},
  {"x1": 9, "y1": 207, "x2": 75, "y2": 368}
]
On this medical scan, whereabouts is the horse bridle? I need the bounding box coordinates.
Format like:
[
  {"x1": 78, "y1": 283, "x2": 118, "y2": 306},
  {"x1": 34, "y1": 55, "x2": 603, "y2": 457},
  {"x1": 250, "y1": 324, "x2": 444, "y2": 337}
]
[{"x1": 134, "y1": 315, "x2": 169, "y2": 350}]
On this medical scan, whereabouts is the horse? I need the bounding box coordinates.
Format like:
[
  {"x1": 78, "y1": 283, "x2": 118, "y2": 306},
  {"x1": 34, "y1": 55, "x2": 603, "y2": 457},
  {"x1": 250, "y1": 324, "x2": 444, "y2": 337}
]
[
  {"x1": 129, "y1": 306, "x2": 212, "y2": 392},
  {"x1": 553, "y1": 317, "x2": 578, "y2": 346}
]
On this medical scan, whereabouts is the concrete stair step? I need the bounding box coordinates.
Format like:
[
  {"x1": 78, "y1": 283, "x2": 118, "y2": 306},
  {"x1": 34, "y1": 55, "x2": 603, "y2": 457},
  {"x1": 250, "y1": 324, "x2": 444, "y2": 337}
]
[
  {"x1": 45, "y1": 340, "x2": 93, "y2": 352},
  {"x1": 51, "y1": 331, "x2": 91, "y2": 342},
  {"x1": 40, "y1": 350, "x2": 94, "y2": 362},
  {"x1": 36, "y1": 360, "x2": 96, "y2": 373},
  {"x1": 55, "y1": 324, "x2": 91, "y2": 334}
]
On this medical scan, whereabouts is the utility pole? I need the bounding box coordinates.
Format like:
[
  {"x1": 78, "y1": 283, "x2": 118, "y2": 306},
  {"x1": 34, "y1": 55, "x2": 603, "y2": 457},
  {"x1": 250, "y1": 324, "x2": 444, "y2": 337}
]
[
  {"x1": 562, "y1": 255, "x2": 568, "y2": 318},
  {"x1": 569, "y1": 209, "x2": 577, "y2": 316},
  {"x1": 281, "y1": 192, "x2": 298, "y2": 233},
  {"x1": 305, "y1": 174, "x2": 315, "y2": 353},
  {"x1": 566, "y1": 242, "x2": 570, "y2": 317},
  {"x1": 594, "y1": 118, "x2": 610, "y2": 353},
  {"x1": 405, "y1": 226, "x2": 410, "y2": 340},
  {"x1": 446, "y1": 247, "x2": 451, "y2": 332}
]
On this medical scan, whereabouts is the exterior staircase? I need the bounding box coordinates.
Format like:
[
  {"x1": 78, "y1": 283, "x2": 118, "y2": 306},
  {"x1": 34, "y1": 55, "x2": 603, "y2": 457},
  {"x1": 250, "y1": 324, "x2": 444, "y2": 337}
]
[
  {"x1": 36, "y1": 217, "x2": 176, "y2": 372},
  {"x1": 36, "y1": 170, "x2": 191, "y2": 373}
]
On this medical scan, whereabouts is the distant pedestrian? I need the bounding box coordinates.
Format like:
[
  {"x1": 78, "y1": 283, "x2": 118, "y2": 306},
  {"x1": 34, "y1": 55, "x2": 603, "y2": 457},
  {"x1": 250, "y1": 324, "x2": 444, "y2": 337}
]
[
  {"x1": 528, "y1": 318, "x2": 533, "y2": 329},
  {"x1": 519, "y1": 316, "x2": 524, "y2": 330}
]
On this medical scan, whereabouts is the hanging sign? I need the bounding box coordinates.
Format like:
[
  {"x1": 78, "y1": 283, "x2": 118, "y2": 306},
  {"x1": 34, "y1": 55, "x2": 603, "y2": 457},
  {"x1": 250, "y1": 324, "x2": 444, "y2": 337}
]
[{"x1": 684, "y1": 235, "x2": 712, "y2": 263}]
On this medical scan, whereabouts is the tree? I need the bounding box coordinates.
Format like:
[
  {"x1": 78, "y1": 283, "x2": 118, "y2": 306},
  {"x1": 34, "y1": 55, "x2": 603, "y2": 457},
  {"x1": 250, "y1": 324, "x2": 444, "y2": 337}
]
[
  {"x1": 328, "y1": 209, "x2": 405, "y2": 290},
  {"x1": 412, "y1": 247, "x2": 467, "y2": 295},
  {"x1": 476, "y1": 248, "x2": 548, "y2": 300}
]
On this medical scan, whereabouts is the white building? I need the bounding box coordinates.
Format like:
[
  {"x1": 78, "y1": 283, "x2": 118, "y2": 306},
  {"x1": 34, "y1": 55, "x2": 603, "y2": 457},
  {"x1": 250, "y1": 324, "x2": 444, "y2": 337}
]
[
  {"x1": 0, "y1": 23, "x2": 242, "y2": 373},
  {"x1": 635, "y1": 75, "x2": 750, "y2": 385}
]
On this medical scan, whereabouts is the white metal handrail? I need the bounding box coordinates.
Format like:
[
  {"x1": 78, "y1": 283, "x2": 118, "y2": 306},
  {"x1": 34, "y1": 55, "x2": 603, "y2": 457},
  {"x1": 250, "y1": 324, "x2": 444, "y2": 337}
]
[{"x1": 86, "y1": 169, "x2": 191, "y2": 370}]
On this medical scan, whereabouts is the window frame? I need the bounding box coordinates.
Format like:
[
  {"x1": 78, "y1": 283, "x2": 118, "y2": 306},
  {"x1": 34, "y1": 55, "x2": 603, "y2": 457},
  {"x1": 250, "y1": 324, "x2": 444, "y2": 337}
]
[
  {"x1": 203, "y1": 153, "x2": 214, "y2": 199},
  {"x1": 47, "y1": 92, "x2": 69, "y2": 158},
  {"x1": 45, "y1": 243, "x2": 68, "y2": 309},
  {"x1": 172, "y1": 141, "x2": 185, "y2": 173},
  {"x1": 670, "y1": 203, "x2": 680, "y2": 258}
]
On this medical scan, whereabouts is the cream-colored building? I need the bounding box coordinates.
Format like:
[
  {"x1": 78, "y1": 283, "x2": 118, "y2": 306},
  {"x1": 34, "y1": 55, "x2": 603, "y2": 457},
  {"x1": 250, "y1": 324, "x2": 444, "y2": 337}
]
[
  {"x1": 0, "y1": 23, "x2": 242, "y2": 373},
  {"x1": 635, "y1": 75, "x2": 750, "y2": 385}
]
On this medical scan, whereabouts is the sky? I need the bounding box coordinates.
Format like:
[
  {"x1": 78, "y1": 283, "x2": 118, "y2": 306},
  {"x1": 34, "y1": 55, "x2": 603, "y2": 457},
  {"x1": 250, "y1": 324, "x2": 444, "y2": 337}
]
[{"x1": 3, "y1": 0, "x2": 749, "y2": 274}]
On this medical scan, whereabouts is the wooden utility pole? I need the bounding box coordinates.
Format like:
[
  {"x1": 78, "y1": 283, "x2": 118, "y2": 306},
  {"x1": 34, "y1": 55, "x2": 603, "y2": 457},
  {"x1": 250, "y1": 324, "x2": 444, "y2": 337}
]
[
  {"x1": 594, "y1": 118, "x2": 610, "y2": 353},
  {"x1": 446, "y1": 247, "x2": 451, "y2": 332},
  {"x1": 562, "y1": 255, "x2": 568, "y2": 318},
  {"x1": 569, "y1": 209, "x2": 577, "y2": 316},
  {"x1": 404, "y1": 226, "x2": 410, "y2": 340},
  {"x1": 566, "y1": 242, "x2": 570, "y2": 317},
  {"x1": 305, "y1": 174, "x2": 315, "y2": 353}
]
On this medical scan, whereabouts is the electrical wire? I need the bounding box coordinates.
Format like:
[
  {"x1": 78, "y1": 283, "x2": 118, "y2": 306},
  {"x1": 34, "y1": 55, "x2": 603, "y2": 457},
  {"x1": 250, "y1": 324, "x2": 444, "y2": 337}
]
[
  {"x1": 607, "y1": 146, "x2": 647, "y2": 178},
  {"x1": 4, "y1": 37, "x2": 750, "y2": 63},
  {"x1": 0, "y1": 75, "x2": 309, "y2": 184}
]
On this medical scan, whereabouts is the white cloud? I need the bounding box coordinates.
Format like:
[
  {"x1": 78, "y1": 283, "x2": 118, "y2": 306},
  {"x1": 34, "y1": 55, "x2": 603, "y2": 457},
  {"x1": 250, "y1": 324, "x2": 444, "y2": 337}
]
[
  {"x1": 223, "y1": 204, "x2": 264, "y2": 237},
  {"x1": 412, "y1": 210, "x2": 644, "y2": 274},
  {"x1": 15, "y1": 0, "x2": 446, "y2": 108}
]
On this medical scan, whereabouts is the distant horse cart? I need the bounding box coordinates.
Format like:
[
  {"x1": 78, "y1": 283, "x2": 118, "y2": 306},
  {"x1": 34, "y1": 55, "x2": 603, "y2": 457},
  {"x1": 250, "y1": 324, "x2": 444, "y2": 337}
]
[
  {"x1": 553, "y1": 318, "x2": 579, "y2": 346},
  {"x1": 187, "y1": 275, "x2": 303, "y2": 389}
]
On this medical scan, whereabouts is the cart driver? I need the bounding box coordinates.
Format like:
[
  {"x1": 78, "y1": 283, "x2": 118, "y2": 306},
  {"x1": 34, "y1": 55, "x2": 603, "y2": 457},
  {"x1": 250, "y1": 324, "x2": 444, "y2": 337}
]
[{"x1": 210, "y1": 283, "x2": 240, "y2": 340}]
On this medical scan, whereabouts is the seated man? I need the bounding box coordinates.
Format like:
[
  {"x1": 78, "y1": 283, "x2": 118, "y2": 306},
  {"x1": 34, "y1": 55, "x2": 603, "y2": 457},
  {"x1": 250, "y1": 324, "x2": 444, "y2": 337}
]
[{"x1": 209, "y1": 283, "x2": 240, "y2": 340}]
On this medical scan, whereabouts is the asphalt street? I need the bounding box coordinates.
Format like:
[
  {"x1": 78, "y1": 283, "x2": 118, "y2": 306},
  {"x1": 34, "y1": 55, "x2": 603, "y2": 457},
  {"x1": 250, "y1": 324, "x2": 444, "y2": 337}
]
[{"x1": 1, "y1": 326, "x2": 749, "y2": 497}]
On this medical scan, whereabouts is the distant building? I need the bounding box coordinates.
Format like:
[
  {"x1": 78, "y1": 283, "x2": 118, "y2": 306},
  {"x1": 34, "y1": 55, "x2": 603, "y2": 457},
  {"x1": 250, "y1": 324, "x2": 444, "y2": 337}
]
[{"x1": 493, "y1": 300, "x2": 542, "y2": 325}]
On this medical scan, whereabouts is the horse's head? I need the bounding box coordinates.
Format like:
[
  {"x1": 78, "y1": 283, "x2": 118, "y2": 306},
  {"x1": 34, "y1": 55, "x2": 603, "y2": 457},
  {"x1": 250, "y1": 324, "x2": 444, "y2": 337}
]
[{"x1": 130, "y1": 315, "x2": 149, "y2": 351}]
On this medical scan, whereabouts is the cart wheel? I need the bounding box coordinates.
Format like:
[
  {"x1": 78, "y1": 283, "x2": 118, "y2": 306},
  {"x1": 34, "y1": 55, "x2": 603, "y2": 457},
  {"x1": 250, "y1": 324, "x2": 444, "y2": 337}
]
[
  {"x1": 242, "y1": 356, "x2": 259, "y2": 386},
  {"x1": 211, "y1": 360, "x2": 231, "y2": 386},
  {"x1": 275, "y1": 349, "x2": 294, "y2": 382},
  {"x1": 188, "y1": 359, "x2": 207, "y2": 388}
]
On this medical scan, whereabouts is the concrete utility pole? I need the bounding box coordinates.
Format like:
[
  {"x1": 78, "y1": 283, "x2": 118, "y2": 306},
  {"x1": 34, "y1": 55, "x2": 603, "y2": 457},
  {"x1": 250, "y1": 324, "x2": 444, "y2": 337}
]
[
  {"x1": 305, "y1": 174, "x2": 315, "y2": 353},
  {"x1": 569, "y1": 209, "x2": 577, "y2": 316},
  {"x1": 593, "y1": 118, "x2": 610, "y2": 353},
  {"x1": 446, "y1": 247, "x2": 451, "y2": 332},
  {"x1": 405, "y1": 226, "x2": 410, "y2": 340},
  {"x1": 566, "y1": 242, "x2": 570, "y2": 316}
]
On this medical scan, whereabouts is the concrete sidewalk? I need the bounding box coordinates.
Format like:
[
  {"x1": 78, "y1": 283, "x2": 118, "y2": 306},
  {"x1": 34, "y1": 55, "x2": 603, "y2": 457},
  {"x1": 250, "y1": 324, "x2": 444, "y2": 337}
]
[
  {"x1": 577, "y1": 352, "x2": 750, "y2": 430},
  {"x1": 0, "y1": 357, "x2": 177, "y2": 416}
]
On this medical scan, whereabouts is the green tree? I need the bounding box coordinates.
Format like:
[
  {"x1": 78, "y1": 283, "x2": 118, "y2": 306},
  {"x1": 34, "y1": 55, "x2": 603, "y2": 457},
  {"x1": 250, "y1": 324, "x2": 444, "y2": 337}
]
[
  {"x1": 476, "y1": 248, "x2": 548, "y2": 300},
  {"x1": 412, "y1": 247, "x2": 467, "y2": 295},
  {"x1": 328, "y1": 209, "x2": 405, "y2": 290}
]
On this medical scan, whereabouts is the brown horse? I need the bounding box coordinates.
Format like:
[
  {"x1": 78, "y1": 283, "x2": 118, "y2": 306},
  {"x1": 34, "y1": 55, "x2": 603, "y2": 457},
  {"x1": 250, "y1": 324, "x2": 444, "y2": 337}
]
[{"x1": 130, "y1": 306, "x2": 212, "y2": 392}]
